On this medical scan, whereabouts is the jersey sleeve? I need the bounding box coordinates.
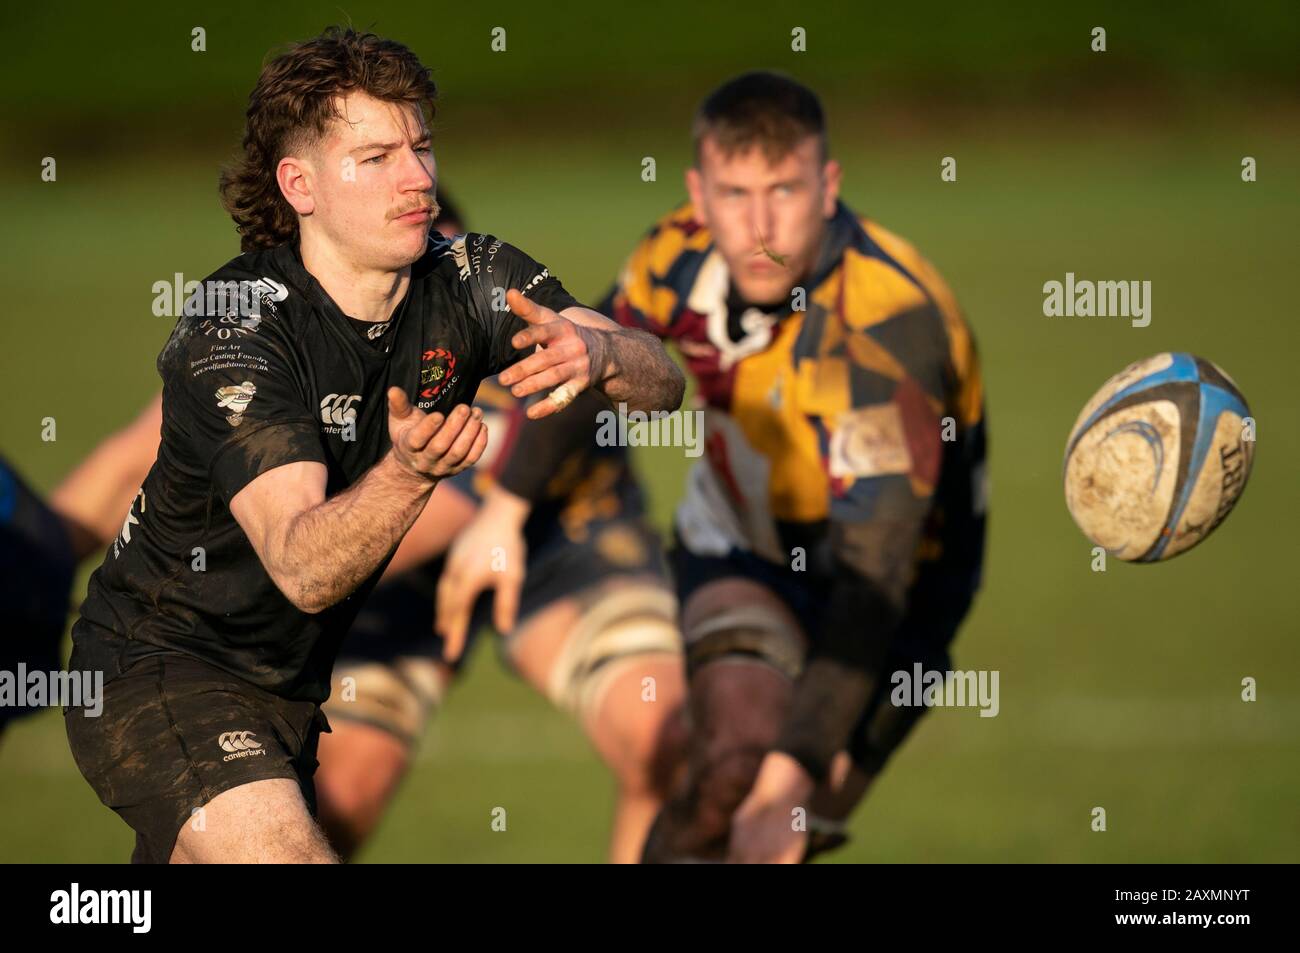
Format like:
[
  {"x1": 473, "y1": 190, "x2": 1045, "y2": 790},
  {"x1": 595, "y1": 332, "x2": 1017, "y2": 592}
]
[
  {"x1": 462, "y1": 235, "x2": 583, "y2": 375},
  {"x1": 157, "y1": 295, "x2": 326, "y2": 507},
  {"x1": 492, "y1": 388, "x2": 609, "y2": 504}
]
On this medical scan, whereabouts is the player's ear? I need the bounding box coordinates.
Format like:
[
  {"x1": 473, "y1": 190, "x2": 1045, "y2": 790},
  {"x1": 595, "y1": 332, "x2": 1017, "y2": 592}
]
[
  {"x1": 685, "y1": 167, "x2": 708, "y2": 228},
  {"x1": 277, "y1": 155, "x2": 315, "y2": 217},
  {"x1": 821, "y1": 157, "x2": 842, "y2": 218}
]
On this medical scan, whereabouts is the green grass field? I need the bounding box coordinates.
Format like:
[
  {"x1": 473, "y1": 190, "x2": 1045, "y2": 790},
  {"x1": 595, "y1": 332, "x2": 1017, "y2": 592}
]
[{"x1": 1, "y1": 112, "x2": 1297, "y2": 862}]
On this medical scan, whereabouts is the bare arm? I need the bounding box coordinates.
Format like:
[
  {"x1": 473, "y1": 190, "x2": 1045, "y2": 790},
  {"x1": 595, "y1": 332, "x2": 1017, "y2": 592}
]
[
  {"x1": 380, "y1": 479, "x2": 480, "y2": 580},
  {"x1": 49, "y1": 393, "x2": 162, "y2": 561},
  {"x1": 435, "y1": 483, "x2": 531, "y2": 660},
  {"x1": 231, "y1": 454, "x2": 429, "y2": 615},
  {"x1": 230, "y1": 389, "x2": 488, "y2": 614},
  {"x1": 561, "y1": 306, "x2": 685, "y2": 414}
]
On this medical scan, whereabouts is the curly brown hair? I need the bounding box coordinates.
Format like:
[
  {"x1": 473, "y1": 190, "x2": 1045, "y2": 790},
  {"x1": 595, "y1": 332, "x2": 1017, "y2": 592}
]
[{"x1": 219, "y1": 27, "x2": 438, "y2": 252}]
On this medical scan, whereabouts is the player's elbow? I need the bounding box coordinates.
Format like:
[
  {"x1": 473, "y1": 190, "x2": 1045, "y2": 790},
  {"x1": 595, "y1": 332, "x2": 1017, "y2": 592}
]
[
  {"x1": 613, "y1": 330, "x2": 684, "y2": 414},
  {"x1": 287, "y1": 587, "x2": 331, "y2": 615},
  {"x1": 272, "y1": 570, "x2": 333, "y2": 615},
  {"x1": 636, "y1": 347, "x2": 685, "y2": 414},
  {"x1": 261, "y1": 559, "x2": 333, "y2": 615}
]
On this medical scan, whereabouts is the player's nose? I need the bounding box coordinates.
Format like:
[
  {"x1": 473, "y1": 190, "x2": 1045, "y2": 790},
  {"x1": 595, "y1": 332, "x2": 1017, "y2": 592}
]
[
  {"x1": 398, "y1": 145, "x2": 435, "y2": 194},
  {"x1": 756, "y1": 197, "x2": 777, "y2": 246},
  {"x1": 746, "y1": 196, "x2": 775, "y2": 249}
]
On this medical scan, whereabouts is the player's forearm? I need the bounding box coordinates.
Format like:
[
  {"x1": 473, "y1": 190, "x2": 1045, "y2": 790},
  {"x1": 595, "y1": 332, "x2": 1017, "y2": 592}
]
[
  {"x1": 381, "y1": 480, "x2": 482, "y2": 580},
  {"x1": 774, "y1": 570, "x2": 903, "y2": 781},
  {"x1": 586, "y1": 326, "x2": 684, "y2": 413},
  {"x1": 775, "y1": 658, "x2": 875, "y2": 784},
  {"x1": 270, "y1": 452, "x2": 435, "y2": 613}
]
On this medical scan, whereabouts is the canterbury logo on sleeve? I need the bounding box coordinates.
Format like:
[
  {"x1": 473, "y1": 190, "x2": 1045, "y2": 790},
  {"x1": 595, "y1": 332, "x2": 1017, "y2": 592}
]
[
  {"x1": 320, "y1": 394, "x2": 362, "y2": 426},
  {"x1": 218, "y1": 730, "x2": 263, "y2": 753}
]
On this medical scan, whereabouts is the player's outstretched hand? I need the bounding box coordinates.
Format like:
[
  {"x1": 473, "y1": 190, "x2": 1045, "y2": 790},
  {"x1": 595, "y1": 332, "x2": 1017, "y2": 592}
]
[
  {"x1": 387, "y1": 388, "x2": 488, "y2": 481},
  {"x1": 497, "y1": 289, "x2": 610, "y2": 420},
  {"x1": 434, "y1": 488, "x2": 530, "y2": 661}
]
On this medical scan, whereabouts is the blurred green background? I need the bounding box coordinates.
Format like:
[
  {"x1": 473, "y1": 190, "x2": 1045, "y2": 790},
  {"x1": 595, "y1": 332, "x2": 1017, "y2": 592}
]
[{"x1": 1, "y1": 0, "x2": 1297, "y2": 862}]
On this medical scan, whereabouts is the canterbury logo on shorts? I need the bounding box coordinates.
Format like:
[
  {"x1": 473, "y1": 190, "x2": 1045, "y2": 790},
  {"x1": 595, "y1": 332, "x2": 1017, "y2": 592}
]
[{"x1": 218, "y1": 731, "x2": 266, "y2": 761}]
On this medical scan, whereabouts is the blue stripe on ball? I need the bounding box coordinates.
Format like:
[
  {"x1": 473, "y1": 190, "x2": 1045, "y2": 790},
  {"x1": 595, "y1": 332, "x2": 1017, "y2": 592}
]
[
  {"x1": 1145, "y1": 381, "x2": 1250, "y2": 561},
  {"x1": 1069, "y1": 353, "x2": 1200, "y2": 455}
]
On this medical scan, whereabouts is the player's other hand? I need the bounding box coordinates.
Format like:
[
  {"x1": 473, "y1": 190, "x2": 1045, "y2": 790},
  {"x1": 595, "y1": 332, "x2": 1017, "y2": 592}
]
[
  {"x1": 497, "y1": 289, "x2": 610, "y2": 420},
  {"x1": 435, "y1": 487, "x2": 530, "y2": 661},
  {"x1": 387, "y1": 388, "x2": 488, "y2": 481}
]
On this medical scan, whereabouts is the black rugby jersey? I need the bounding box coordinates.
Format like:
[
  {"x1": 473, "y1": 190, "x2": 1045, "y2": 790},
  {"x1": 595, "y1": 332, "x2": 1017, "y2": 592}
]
[{"x1": 70, "y1": 232, "x2": 580, "y2": 703}]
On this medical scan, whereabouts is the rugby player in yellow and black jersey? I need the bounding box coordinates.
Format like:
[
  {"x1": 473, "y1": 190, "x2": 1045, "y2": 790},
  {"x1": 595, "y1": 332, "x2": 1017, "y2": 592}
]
[
  {"x1": 472, "y1": 71, "x2": 988, "y2": 862},
  {"x1": 61, "y1": 28, "x2": 683, "y2": 864}
]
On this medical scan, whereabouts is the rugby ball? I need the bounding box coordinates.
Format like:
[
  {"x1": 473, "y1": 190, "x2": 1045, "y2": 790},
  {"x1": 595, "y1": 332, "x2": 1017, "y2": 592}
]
[{"x1": 1063, "y1": 353, "x2": 1254, "y2": 562}]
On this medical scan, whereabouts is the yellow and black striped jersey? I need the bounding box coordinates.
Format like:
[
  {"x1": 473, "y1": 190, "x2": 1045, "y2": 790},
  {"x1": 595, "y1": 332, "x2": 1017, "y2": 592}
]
[{"x1": 602, "y1": 200, "x2": 987, "y2": 598}]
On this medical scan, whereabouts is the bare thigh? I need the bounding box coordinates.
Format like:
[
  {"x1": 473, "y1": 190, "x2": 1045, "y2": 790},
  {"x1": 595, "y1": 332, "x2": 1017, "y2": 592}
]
[
  {"x1": 508, "y1": 579, "x2": 688, "y2": 782},
  {"x1": 171, "y1": 778, "x2": 339, "y2": 864}
]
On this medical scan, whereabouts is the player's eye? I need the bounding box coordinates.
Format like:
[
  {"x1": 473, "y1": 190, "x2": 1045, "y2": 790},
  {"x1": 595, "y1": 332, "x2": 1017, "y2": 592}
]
[
  {"x1": 365, "y1": 153, "x2": 387, "y2": 165},
  {"x1": 415, "y1": 144, "x2": 432, "y2": 154}
]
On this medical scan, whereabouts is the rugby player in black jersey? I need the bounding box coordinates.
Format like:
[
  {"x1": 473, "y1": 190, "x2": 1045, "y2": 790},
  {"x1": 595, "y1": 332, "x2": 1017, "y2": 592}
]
[
  {"x1": 62, "y1": 27, "x2": 682, "y2": 864},
  {"x1": 308, "y1": 197, "x2": 688, "y2": 864},
  {"x1": 39, "y1": 197, "x2": 686, "y2": 863}
]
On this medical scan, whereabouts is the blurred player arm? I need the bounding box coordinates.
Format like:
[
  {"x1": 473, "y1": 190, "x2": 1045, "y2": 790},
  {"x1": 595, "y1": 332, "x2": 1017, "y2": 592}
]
[
  {"x1": 48, "y1": 393, "x2": 162, "y2": 562},
  {"x1": 486, "y1": 386, "x2": 607, "y2": 503},
  {"x1": 432, "y1": 384, "x2": 604, "y2": 657},
  {"x1": 380, "y1": 478, "x2": 479, "y2": 580},
  {"x1": 435, "y1": 244, "x2": 685, "y2": 652},
  {"x1": 774, "y1": 500, "x2": 931, "y2": 782},
  {"x1": 434, "y1": 482, "x2": 529, "y2": 660},
  {"x1": 435, "y1": 285, "x2": 637, "y2": 647},
  {"x1": 731, "y1": 491, "x2": 931, "y2": 863}
]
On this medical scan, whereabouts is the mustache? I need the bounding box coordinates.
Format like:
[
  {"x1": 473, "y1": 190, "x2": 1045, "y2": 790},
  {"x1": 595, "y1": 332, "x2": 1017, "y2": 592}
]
[
  {"x1": 390, "y1": 197, "x2": 441, "y2": 221},
  {"x1": 752, "y1": 228, "x2": 789, "y2": 266}
]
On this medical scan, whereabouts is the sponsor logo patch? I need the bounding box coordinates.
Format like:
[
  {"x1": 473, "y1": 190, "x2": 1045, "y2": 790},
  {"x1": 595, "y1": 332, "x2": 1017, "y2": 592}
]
[
  {"x1": 829, "y1": 403, "x2": 912, "y2": 479},
  {"x1": 418, "y1": 348, "x2": 459, "y2": 408},
  {"x1": 215, "y1": 381, "x2": 257, "y2": 427}
]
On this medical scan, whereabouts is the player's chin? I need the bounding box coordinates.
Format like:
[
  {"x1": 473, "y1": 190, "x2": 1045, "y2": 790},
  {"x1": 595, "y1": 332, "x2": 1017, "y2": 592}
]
[
  {"x1": 736, "y1": 273, "x2": 796, "y2": 308},
  {"x1": 385, "y1": 226, "x2": 432, "y2": 267}
]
